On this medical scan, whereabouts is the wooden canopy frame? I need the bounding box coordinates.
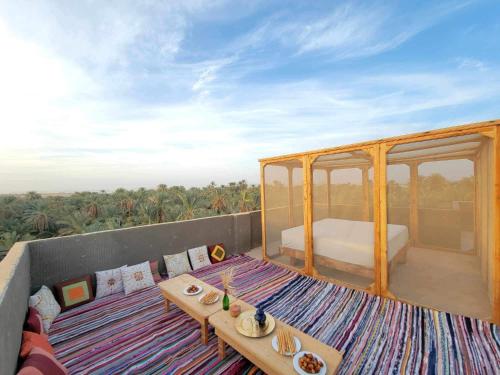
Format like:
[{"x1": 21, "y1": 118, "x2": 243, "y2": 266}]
[{"x1": 259, "y1": 119, "x2": 500, "y2": 324}]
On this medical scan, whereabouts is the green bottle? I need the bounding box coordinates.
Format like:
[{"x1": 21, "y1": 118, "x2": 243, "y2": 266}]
[{"x1": 223, "y1": 289, "x2": 230, "y2": 310}]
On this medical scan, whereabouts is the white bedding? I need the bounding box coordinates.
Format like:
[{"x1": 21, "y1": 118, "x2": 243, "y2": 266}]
[{"x1": 281, "y1": 218, "x2": 408, "y2": 268}]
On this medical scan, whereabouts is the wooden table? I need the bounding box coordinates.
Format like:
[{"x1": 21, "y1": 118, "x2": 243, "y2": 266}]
[
  {"x1": 209, "y1": 300, "x2": 342, "y2": 375},
  {"x1": 158, "y1": 274, "x2": 235, "y2": 345}
]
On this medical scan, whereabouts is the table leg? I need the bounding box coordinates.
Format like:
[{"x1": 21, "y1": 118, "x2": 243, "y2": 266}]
[
  {"x1": 218, "y1": 337, "x2": 226, "y2": 360},
  {"x1": 201, "y1": 320, "x2": 209, "y2": 345},
  {"x1": 164, "y1": 299, "x2": 170, "y2": 312}
]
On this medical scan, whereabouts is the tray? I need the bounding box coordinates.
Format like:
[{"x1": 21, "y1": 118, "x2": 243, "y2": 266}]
[{"x1": 235, "y1": 310, "x2": 275, "y2": 338}]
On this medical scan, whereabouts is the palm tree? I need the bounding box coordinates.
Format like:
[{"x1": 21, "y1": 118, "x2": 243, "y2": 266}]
[
  {"x1": 176, "y1": 192, "x2": 201, "y2": 221},
  {"x1": 157, "y1": 184, "x2": 168, "y2": 192},
  {"x1": 149, "y1": 193, "x2": 169, "y2": 223},
  {"x1": 208, "y1": 186, "x2": 227, "y2": 214},
  {"x1": 23, "y1": 203, "x2": 53, "y2": 234},
  {"x1": 26, "y1": 191, "x2": 42, "y2": 200},
  {"x1": 57, "y1": 212, "x2": 89, "y2": 236},
  {"x1": 0, "y1": 231, "x2": 19, "y2": 260},
  {"x1": 238, "y1": 189, "x2": 253, "y2": 212}
]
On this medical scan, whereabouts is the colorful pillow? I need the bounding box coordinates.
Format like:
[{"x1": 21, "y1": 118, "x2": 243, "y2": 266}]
[
  {"x1": 95, "y1": 265, "x2": 127, "y2": 299},
  {"x1": 18, "y1": 347, "x2": 68, "y2": 375},
  {"x1": 187, "y1": 245, "x2": 212, "y2": 270},
  {"x1": 24, "y1": 307, "x2": 44, "y2": 334},
  {"x1": 208, "y1": 243, "x2": 226, "y2": 263},
  {"x1": 121, "y1": 261, "x2": 155, "y2": 295},
  {"x1": 19, "y1": 331, "x2": 54, "y2": 359},
  {"x1": 149, "y1": 260, "x2": 162, "y2": 282},
  {"x1": 29, "y1": 286, "x2": 61, "y2": 332},
  {"x1": 54, "y1": 275, "x2": 94, "y2": 312},
  {"x1": 163, "y1": 251, "x2": 192, "y2": 278}
]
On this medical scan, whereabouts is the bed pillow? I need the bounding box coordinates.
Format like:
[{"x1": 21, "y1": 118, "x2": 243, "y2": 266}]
[
  {"x1": 19, "y1": 331, "x2": 54, "y2": 359},
  {"x1": 24, "y1": 307, "x2": 44, "y2": 334},
  {"x1": 29, "y1": 286, "x2": 61, "y2": 332},
  {"x1": 95, "y1": 265, "x2": 127, "y2": 299},
  {"x1": 54, "y1": 275, "x2": 94, "y2": 312},
  {"x1": 18, "y1": 347, "x2": 68, "y2": 375},
  {"x1": 149, "y1": 260, "x2": 162, "y2": 282},
  {"x1": 187, "y1": 245, "x2": 212, "y2": 270},
  {"x1": 208, "y1": 243, "x2": 226, "y2": 263},
  {"x1": 121, "y1": 261, "x2": 155, "y2": 295},
  {"x1": 163, "y1": 251, "x2": 192, "y2": 278}
]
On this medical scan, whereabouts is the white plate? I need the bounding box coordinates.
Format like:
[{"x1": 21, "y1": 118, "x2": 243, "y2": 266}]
[
  {"x1": 293, "y1": 351, "x2": 327, "y2": 375},
  {"x1": 271, "y1": 335, "x2": 301, "y2": 356},
  {"x1": 183, "y1": 285, "x2": 203, "y2": 296},
  {"x1": 198, "y1": 293, "x2": 219, "y2": 304}
]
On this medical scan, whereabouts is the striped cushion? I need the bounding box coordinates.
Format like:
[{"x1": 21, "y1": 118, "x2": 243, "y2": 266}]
[{"x1": 18, "y1": 347, "x2": 68, "y2": 375}]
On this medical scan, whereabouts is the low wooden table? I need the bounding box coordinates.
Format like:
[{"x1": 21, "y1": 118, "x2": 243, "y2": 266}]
[
  {"x1": 158, "y1": 274, "x2": 235, "y2": 345},
  {"x1": 209, "y1": 300, "x2": 342, "y2": 375}
]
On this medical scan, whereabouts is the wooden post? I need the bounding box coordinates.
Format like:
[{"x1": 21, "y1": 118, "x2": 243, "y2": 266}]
[
  {"x1": 218, "y1": 337, "x2": 226, "y2": 359},
  {"x1": 303, "y1": 156, "x2": 314, "y2": 275},
  {"x1": 372, "y1": 145, "x2": 383, "y2": 296},
  {"x1": 493, "y1": 126, "x2": 500, "y2": 324},
  {"x1": 326, "y1": 168, "x2": 332, "y2": 217},
  {"x1": 409, "y1": 162, "x2": 419, "y2": 246},
  {"x1": 260, "y1": 163, "x2": 268, "y2": 260},
  {"x1": 362, "y1": 167, "x2": 370, "y2": 221},
  {"x1": 287, "y1": 166, "x2": 294, "y2": 226}
]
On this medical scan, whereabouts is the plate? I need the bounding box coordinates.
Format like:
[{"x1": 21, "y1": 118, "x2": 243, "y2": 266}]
[
  {"x1": 234, "y1": 310, "x2": 275, "y2": 338},
  {"x1": 271, "y1": 335, "x2": 301, "y2": 356},
  {"x1": 183, "y1": 285, "x2": 203, "y2": 296},
  {"x1": 293, "y1": 351, "x2": 327, "y2": 375},
  {"x1": 198, "y1": 293, "x2": 219, "y2": 304}
]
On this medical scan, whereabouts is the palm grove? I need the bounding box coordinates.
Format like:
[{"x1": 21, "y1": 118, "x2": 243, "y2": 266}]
[{"x1": 0, "y1": 181, "x2": 260, "y2": 260}]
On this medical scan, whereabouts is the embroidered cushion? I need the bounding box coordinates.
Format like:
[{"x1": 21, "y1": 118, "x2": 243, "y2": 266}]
[
  {"x1": 121, "y1": 261, "x2": 155, "y2": 295},
  {"x1": 208, "y1": 243, "x2": 226, "y2": 263},
  {"x1": 95, "y1": 265, "x2": 127, "y2": 299},
  {"x1": 149, "y1": 260, "x2": 162, "y2": 282},
  {"x1": 54, "y1": 275, "x2": 94, "y2": 312},
  {"x1": 187, "y1": 245, "x2": 212, "y2": 270},
  {"x1": 163, "y1": 252, "x2": 192, "y2": 278},
  {"x1": 29, "y1": 286, "x2": 61, "y2": 332},
  {"x1": 18, "y1": 347, "x2": 68, "y2": 375},
  {"x1": 20, "y1": 331, "x2": 54, "y2": 359},
  {"x1": 24, "y1": 307, "x2": 44, "y2": 334}
]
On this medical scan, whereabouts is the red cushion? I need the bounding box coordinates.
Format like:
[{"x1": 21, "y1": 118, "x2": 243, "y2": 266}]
[
  {"x1": 19, "y1": 331, "x2": 53, "y2": 359},
  {"x1": 208, "y1": 243, "x2": 226, "y2": 263},
  {"x1": 24, "y1": 307, "x2": 44, "y2": 334},
  {"x1": 18, "y1": 347, "x2": 68, "y2": 375},
  {"x1": 149, "y1": 260, "x2": 162, "y2": 282}
]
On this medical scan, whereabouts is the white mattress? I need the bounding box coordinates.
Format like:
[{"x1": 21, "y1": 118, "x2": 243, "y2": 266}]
[{"x1": 281, "y1": 218, "x2": 408, "y2": 268}]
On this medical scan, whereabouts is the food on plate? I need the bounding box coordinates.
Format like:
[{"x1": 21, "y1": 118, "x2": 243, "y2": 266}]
[
  {"x1": 298, "y1": 353, "x2": 324, "y2": 374},
  {"x1": 187, "y1": 285, "x2": 199, "y2": 294},
  {"x1": 201, "y1": 290, "x2": 218, "y2": 304},
  {"x1": 277, "y1": 328, "x2": 296, "y2": 355}
]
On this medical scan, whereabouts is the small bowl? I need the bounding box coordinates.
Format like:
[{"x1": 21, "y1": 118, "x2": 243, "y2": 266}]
[{"x1": 230, "y1": 304, "x2": 241, "y2": 317}]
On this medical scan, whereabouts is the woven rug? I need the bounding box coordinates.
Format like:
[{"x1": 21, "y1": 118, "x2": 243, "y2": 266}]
[{"x1": 49, "y1": 255, "x2": 500, "y2": 374}]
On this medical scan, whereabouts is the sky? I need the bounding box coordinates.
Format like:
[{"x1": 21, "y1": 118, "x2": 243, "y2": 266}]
[{"x1": 0, "y1": 1, "x2": 499, "y2": 193}]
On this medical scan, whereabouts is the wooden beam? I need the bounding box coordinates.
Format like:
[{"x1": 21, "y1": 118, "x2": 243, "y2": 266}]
[
  {"x1": 493, "y1": 126, "x2": 500, "y2": 324},
  {"x1": 389, "y1": 138, "x2": 481, "y2": 154},
  {"x1": 409, "y1": 162, "x2": 419, "y2": 246},
  {"x1": 260, "y1": 163, "x2": 268, "y2": 261},
  {"x1": 377, "y1": 144, "x2": 388, "y2": 296},
  {"x1": 370, "y1": 145, "x2": 383, "y2": 295},
  {"x1": 287, "y1": 166, "x2": 294, "y2": 227},
  {"x1": 303, "y1": 156, "x2": 314, "y2": 275},
  {"x1": 362, "y1": 167, "x2": 370, "y2": 221}
]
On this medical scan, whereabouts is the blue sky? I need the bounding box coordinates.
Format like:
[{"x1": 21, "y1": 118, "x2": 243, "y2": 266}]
[{"x1": 0, "y1": 1, "x2": 499, "y2": 193}]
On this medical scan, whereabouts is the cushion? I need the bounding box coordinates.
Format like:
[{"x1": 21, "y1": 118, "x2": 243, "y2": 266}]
[
  {"x1": 163, "y1": 251, "x2": 192, "y2": 278},
  {"x1": 121, "y1": 261, "x2": 155, "y2": 295},
  {"x1": 95, "y1": 265, "x2": 127, "y2": 299},
  {"x1": 149, "y1": 260, "x2": 162, "y2": 282},
  {"x1": 54, "y1": 275, "x2": 94, "y2": 312},
  {"x1": 19, "y1": 331, "x2": 53, "y2": 359},
  {"x1": 208, "y1": 243, "x2": 226, "y2": 263},
  {"x1": 18, "y1": 347, "x2": 68, "y2": 375},
  {"x1": 24, "y1": 307, "x2": 44, "y2": 334},
  {"x1": 187, "y1": 245, "x2": 212, "y2": 270},
  {"x1": 29, "y1": 286, "x2": 61, "y2": 332}
]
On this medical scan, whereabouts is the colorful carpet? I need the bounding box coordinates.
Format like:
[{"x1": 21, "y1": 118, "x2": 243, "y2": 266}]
[{"x1": 49, "y1": 255, "x2": 500, "y2": 374}]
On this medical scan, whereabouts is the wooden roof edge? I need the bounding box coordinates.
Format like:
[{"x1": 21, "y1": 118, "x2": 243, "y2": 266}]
[{"x1": 258, "y1": 119, "x2": 500, "y2": 163}]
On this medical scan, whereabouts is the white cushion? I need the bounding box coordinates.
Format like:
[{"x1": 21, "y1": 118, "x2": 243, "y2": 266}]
[
  {"x1": 187, "y1": 245, "x2": 212, "y2": 270},
  {"x1": 121, "y1": 261, "x2": 155, "y2": 295},
  {"x1": 163, "y1": 251, "x2": 192, "y2": 278},
  {"x1": 29, "y1": 286, "x2": 61, "y2": 332},
  {"x1": 95, "y1": 265, "x2": 127, "y2": 299}
]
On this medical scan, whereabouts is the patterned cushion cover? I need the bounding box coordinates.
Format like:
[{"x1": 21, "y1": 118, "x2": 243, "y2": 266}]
[
  {"x1": 121, "y1": 261, "x2": 155, "y2": 295},
  {"x1": 187, "y1": 245, "x2": 212, "y2": 270},
  {"x1": 149, "y1": 260, "x2": 162, "y2": 282},
  {"x1": 163, "y1": 251, "x2": 192, "y2": 278},
  {"x1": 95, "y1": 265, "x2": 127, "y2": 299},
  {"x1": 208, "y1": 243, "x2": 226, "y2": 263},
  {"x1": 20, "y1": 331, "x2": 54, "y2": 359},
  {"x1": 29, "y1": 286, "x2": 61, "y2": 332},
  {"x1": 54, "y1": 275, "x2": 94, "y2": 312},
  {"x1": 18, "y1": 347, "x2": 68, "y2": 375},
  {"x1": 24, "y1": 307, "x2": 44, "y2": 334}
]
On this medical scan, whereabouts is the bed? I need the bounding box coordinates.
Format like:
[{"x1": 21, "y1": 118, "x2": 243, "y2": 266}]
[{"x1": 280, "y1": 218, "x2": 409, "y2": 279}]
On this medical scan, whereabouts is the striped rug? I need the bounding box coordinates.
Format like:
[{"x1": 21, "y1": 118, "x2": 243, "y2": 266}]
[{"x1": 49, "y1": 255, "x2": 499, "y2": 374}]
